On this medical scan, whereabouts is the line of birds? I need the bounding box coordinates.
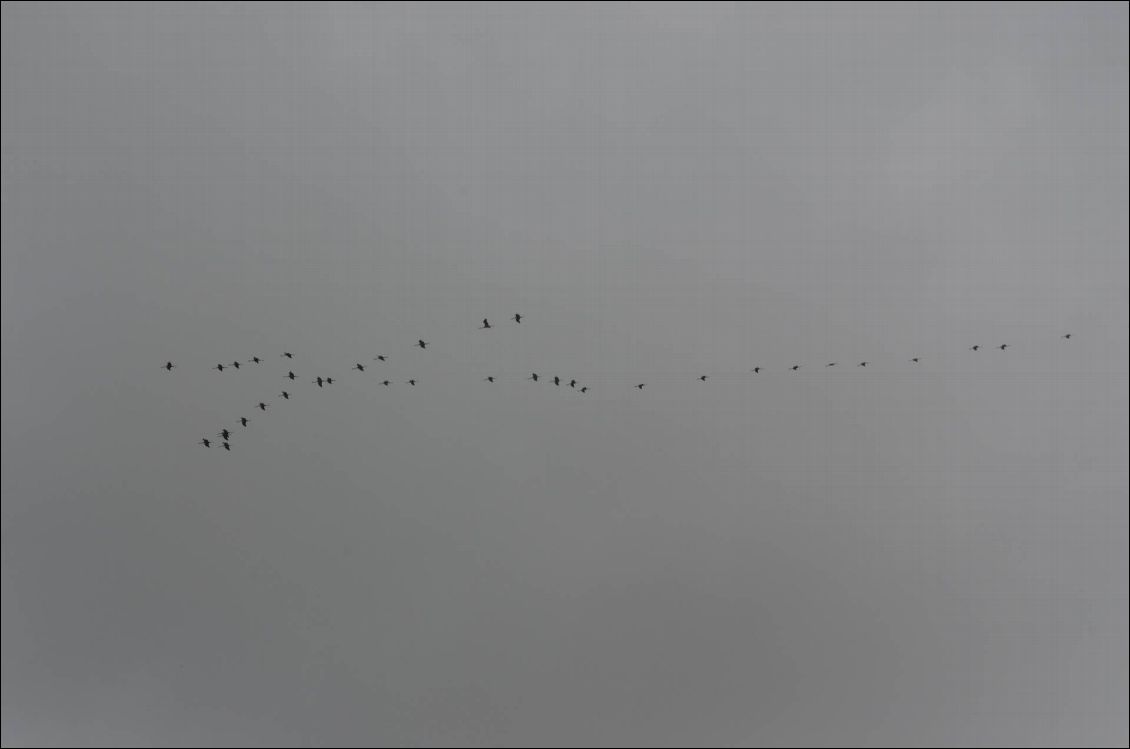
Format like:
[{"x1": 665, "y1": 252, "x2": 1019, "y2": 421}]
[{"x1": 166, "y1": 319, "x2": 1073, "y2": 451}]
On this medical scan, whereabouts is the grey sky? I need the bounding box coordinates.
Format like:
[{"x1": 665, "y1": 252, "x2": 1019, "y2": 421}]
[{"x1": 2, "y1": 2, "x2": 1127, "y2": 746}]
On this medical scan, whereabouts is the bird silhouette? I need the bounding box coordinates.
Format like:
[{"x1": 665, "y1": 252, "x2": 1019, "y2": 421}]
[
  {"x1": 1062, "y1": 333, "x2": 1072, "y2": 340},
  {"x1": 257, "y1": 402, "x2": 269, "y2": 411},
  {"x1": 699, "y1": 375, "x2": 708, "y2": 381},
  {"x1": 249, "y1": 356, "x2": 261, "y2": 364},
  {"x1": 579, "y1": 386, "x2": 588, "y2": 393},
  {"x1": 826, "y1": 362, "x2": 837, "y2": 367},
  {"x1": 998, "y1": 344, "x2": 1008, "y2": 350},
  {"x1": 569, "y1": 379, "x2": 577, "y2": 388},
  {"x1": 325, "y1": 377, "x2": 335, "y2": 385},
  {"x1": 231, "y1": 361, "x2": 241, "y2": 370},
  {"x1": 163, "y1": 361, "x2": 175, "y2": 371},
  {"x1": 970, "y1": 345, "x2": 981, "y2": 351},
  {"x1": 287, "y1": 371, "x2": 296, "y2": 380},
  {"x1": 554, "y1": 376, "x2": 561, "y2": 386},
  {"x1": 528, "y1": 373, "x2": 539, "y2": 382},
  {"x1": 910, "y1": 357, "x2": 920, "y2": 363},
  {"x1": 485, "y1": 376, "x2": 495, "y2": 383},
  {"x1": 222, "y1": 442, "x2": 231, "y2": 451},
  {"x1": 751, "y1": 367, "x2": 761, "y2": 374},
  {"x1": 279, "y1": 391, "x2": 290, "y2": 400},
  {"x1": 218, "y1": 428, "x2": 231, "y2": 441},
  {"x1": 407, "y1": 379, "x2": 417, "y2": 386},
  {"x1": 480, "y1": 318, "x2": 492, "y2": 329},
  {"x1": 282, "y1": 352, "x2": 294, "y2": 359},
  {"x1": 374, "y1": 355, "x2": 387, "y2": 362},
  {"x1": 314, "y1": 376, "x2": 324, "y2": 387},
  {"x1": 214, "y1": 363, "x2": 225, "y2": 372},
  {"x1": 513, "y1": 313, "x2": 522, "y2": 323},
  {"x1": 353, "y1": 363, "x2": 366, "y2": 372},
  {"x1": 381, "y1": 380, "x2": 391, "y2": 386},
  {"x1": 240, "y1": 417, "x2": 249, "y2": 427},
  {"x1": 635, "y1": 383, "x2": 646, "y2": 390},
  {"x1": 791, "y1": 365, "x2": 801, "y2": 371},
  {"x1": 199, "y1": 438, "x2": 211, "y2": 448},
  {"x1": 417, "y1": 340, "x2": 429, "y2": 349},
  {"x1": 858, "y1": 362, "x2": 867, "y2": 367}
]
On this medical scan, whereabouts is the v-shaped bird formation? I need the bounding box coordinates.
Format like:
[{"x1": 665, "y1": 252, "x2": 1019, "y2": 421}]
[{"x1": 170, "y1": 314, "x2": 1073, "y2": 452}]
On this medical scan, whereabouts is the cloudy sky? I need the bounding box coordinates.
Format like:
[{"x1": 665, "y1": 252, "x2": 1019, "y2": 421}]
[{"x1": 2, "y1": 2, "x2": 1127, "y2": 745}]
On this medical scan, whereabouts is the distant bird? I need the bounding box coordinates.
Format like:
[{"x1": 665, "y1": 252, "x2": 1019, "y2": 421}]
[
  {"x1": 910, "y1": 357, "x2": 920, "y2": 363},
  {"x1": 513, "y1": 313, "x2": 522, "y2": 323},
  {"x1": 256, "y1": 402, "x2": 269, "y2": 411},
  {"x1": 569, "y1": 379, "x2": 576, "y2": 388},
  {"x1": 528, "y1": 373, "x2": 539, "y2": 382},
  {"x1": 858, "y1": 362, "x2": 867, "y2": 367},
  {"x1": 287, "y1": 371, "x2": 296, "y2": 380},
  {"x1": 635, "y1": 383, "x2": 646, "y2": 390},
  {"x1": 325, "y1": 377, "x2": 335, "y2": 385},
  {"x1": 751, "y1": 367, "x2": 761, "y2": 374},
  {"x1": 381, "y1": 380, "x2": 391, "y2": 387},
  {"x1": 199, "y1": 438, "x2": 211, "y2": 448},
  {"x1": 407, "y1": 379, "x2": 417, "y2": 386},
  {"x1": 222, "y1": 442, "x2": 231, "y2": 451},
  {"x1": 485, "y1": 376, "x2": 495, "y2": 383},
  {"x1": 279, "y1": 391, "x2": 290, "y2": 400},
  {"x1": 417, "y1": 340, "x2": 429, "y2": 349},
  {"x1": 240, "y1": 417, "x2": 249, "y2": 427},
  {"x1": 214, "y1": 363, "x2": 225, "y2": 372},
  {"x1": 374, "y1": 355, "x2": 387, "y2": 362},
  {"x1": 791, "y1": 365, "x2": 801, "y2": 371},
  {"x1": 249, "y1": 356, "x2": 262, "y2": 364},
  {"x1": 282, "y1": 352, "x2": 294, "y2": 359},
  {"x1": 998, "y1": 344, "x2": 1008, "y2": 350},
  {"x1": 218, "y1": 428, "x2": 231, "y2": 441},
  {"x1": 1062, "y1": 333, "x2": 1072, "y2": 340},
  {"x1": 480, "y1": 318, "x2": 492, "y2": 329},
  {"x1": 163, "y1": 361, "x2": 175, "y2": 371},
  {"x1": 579, "y1": 386, "x2": 588, "y2": 394},
  {"x1": 826, "y1": 362, "x2": 837, "y2": 367},
  {"x1": 699, "y1": 375, "x2": 708, "y2": 381},
  {"x1": 231, "y1": 361, "x2": 241, "y2": 370},
  {"x1": 353, "y1": 363, "x2": 366, "y2": 372},
  {"x1": 970, "y1": 345, "x2": 980, "y2": 351},
  {"x1": 314, "y1": 376, "x2": 324, "y2": 387},
  {"x1": 554, "y1": 376, "x2": 561, "y2": 386}
]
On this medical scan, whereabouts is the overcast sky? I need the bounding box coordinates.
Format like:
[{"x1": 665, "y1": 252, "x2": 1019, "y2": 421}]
[{"x1": 2, "y1": 2, "x2": 1127, "y2": 746}]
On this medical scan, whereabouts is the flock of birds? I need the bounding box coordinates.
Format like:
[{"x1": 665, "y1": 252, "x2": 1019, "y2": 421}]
[{"x1": 163, "y1": 315, "x2": 1075, "y2": 452}]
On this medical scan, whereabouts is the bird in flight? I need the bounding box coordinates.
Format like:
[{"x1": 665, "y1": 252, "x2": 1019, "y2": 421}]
[
  {"x1": 214, "y1": 363, "x2": 225, "y2": 372},
  {"x1": 858, "y1": 362, "x2": 867, "y2": 367},
  {"x1": 325, "y1": 377, "x2": 335, "y2": 385},
  {"x1": 417, "y1": 340, "x2": 429, "y2": 349},
  {"x1": 554, "y1": 376, "x2": 561, "y2": 386},
  {"x1": 222, "y1": 442, "x2": 231, "y2": 452},
  {"x1": 484, "y1": 376, "x2": 495, "y2": 383},
  {"x1": 218, "y1": 428, "x2": 231, "y2": 441},
  {"x1": 699, "y1": 375, "x2": 708, "y2": 381},
  {"x1": 579, "y1": 386, "x2": 588, "y2": 394},
  {"x1": 163, "y1": 361, "x2": 175, "y2": 371},
  {"x1": 1062, "y1": 333, "x2": 1072, "y2": 340},
  {"x1": 240, "y1": 417, "x2": 249, "y2": 427},
  {"x1": 287, "y1": 371, "x2": 296, "y2": 380},
  {"x1": 635, "y1": 383, "x2": 646, "y2": 390},
  {"x1": 314, "y1": 376, "x2": 324, "y2": 388},
  {"x1": 998, "y1": 344, "x2": 1008, "y2": 350},
  {"x1": 751, "y1": 367, "x2": 761, "y2": 374},
  {"x1": 231, "y1": 361, "x2": 241, "y2": 370},
  {"x1": 381, "y1": 380, "x2": 391, "y2": 387},
  {"x1": 480, "y1": 318, "x2": 492, "y2": 329},
  {"x1": 353, "y1": 363, "x2": 366, "y2": 372},
  {"x1": 528, "y1": 373, "x2": 539, "y2": 382},
  {"x1": 826, "y1": 362, "x2": 837, "y2": 368},
  {"x1": 513, "y1": 313, "x2": 522, "y2": 323},
  {"x1": 970, "y1": 345, "x2": 981, "y2": 351},
  {"x1": 569, "y1": 379, "x2": 577, "y2": 388},
  {"x1": 791, "y1": 365, "x2": 801, "y2": 371},
  {"x1": 282, "y1": 352, "x2": 294, "y2": 359},
  {"x1": 199, "y1": 438, "x2": 211, "y2": 448},
  {"x1": 407, "y1": 379, "x2": 417, "y2": 386},
  {"x1": 910, "y1": 357, "x2": 921, "y2": 363},
  {"x1": 374, "y1": 355, "x2": 387, "y2": 362},
  {"x1": 256, "y1": 402, "x2": 269, "y2": 411},
  {"x1": 279, "y1": 391, "x2": 290, "y2": 400},
  {"x1": 249, "y1": 356, "x2": 262, "y2": 364}
]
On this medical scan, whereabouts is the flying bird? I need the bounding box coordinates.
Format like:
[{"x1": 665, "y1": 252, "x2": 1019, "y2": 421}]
[
  {"x1": 249, "y1": 356, "x2": 261, "y2": 364},
  {"x1": 222, "y1": 442, "x2": 231, "y2": 451},
  {"x1": 287, "y1": 371, "x2": 296, "y2": 380},
  {"x1": 407, "y1": 379, "x2": 417, "y2": 386},
  {"x1": 256, "y1": 402, "x2": 269, "y2": 411},
  {"x1": 279, "y1": 391, "x2": 290, "y2": 400},
  {"x1": 484, "y1": 376, "x2": 495, "y2": 383},
  {"x1": 528, "y1": 373, "x2": 539, "y2": 382},
  {"x1": 239, "y1": 417, "x2": 249, "y2": 427},
  {"x1": 374, "y1": 355, "x2": 387, "y2": 362},
  {"x1": 513, "y1": 313, "x2": 522, "y2": 323},
  {"x1": 199, "y1": 438, "x2": 211, "y2": 448},
  {"x1": 751, "y1": 367, "x2": 761, "y2": 374},
  {"x1": 858, "y1": 362, "x2": 867, "y2": 367},
  {"x1": 282, "y1": 352, "x2": 294, "y2": 359},
  {"x1": 1062, "y1": 333, "x2": 1072, "y2": 340},
  {"x1": 214, "y1": 363, "x2": 225, "y2": 372},
  {"x1": 218, "y1": 428, "x2": 231, "y2": 441},
  {"x1": 826, "y1": 362, "x2": 837, "y2": 367},
  {"x1": 998, "y1": 344, "x2": 1008, "y2": 350},
  {"x1": 325, "y1": 377, "x2": 335, "y2": 385},
  {"x1": 699, "y1": 375, "x2": 708, "y2": 381},
  {"x1": 381, "y1": 380, "x2": 391, "y2": 386},
  {"x1": 791, "y1": 365, "x2": 801, "y2": 371},
  {"x1": 314, "y1": 376, "x2": 324, "y2": 387},
  {"x1": 970, "y1": 345, "x2": 981, "y2": 351},
  {"x1": 163, "y1": 361, "x2": 175, "y2": 371},
  {"x1": 635, "y1": 383, "x2": 646, "y2": 390},
  {"x1": 554, "y1": 376, "x2": 561, "y2": 386},
  {"x1": 480, "y1": 318, "x2": 492, "y2": 329},
  {"x1": 417, "y1": 340, "x2": 429, "y2": 349},
  {"x1": 579, "y1": 386, "x2": 588, "y2": 394},
  {"x1": 569, "y1": 379, "x2": 576, "y2": 388},
  {"x1": 231, "y1": 361, "x2": 241, "y2": 370},
  {"x1": 353, "y1": 363, "x2": 366, "y2": 372}
]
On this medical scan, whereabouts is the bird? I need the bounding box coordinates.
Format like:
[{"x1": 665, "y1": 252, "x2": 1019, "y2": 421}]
[
  {"x1": 381, "y1": 380, "x2": 391, "y2": 387},
  {"x1": 791, "y1": 365, "x2": 801, "y2": 371},
  {"x1": 218, "y1": 428, "x2": 231, "y2": 441},
  {"x1": 256, "y1": 402, "x2": 269, "y2": 411},
  {"x1": 998, "y1": 344, "x2": 1008, "y2": 350},
  {"x1": 231, "y1": 361, "x2": 241, "y2": 370},
  {"x1": 417, "y1": 340, "x2": 429, "y2": 349},
  {"x1": 163, "y1": 361, "x2": 175, "y2": 371},
  {"x1": 699, "y1": 375, "x2": 708, "y2": 381},
  {"x1": 325, "y1": 377, "x2": 335, "y2": 385},
  {"x1": 239, "y1": 417, "x2": 249, "y2": 427},
  {"x1": 484, "y1": 376, "x2": 495, "y2": 383},
  {"x1": 353, "y1": 363, "x2": 366, "y2": 372},
  {"x1": 407, "y1": 379, "x2": 417, "y2": 386},
  {"x1": 910, "y1": 357, "x2": 920, "y2": 363},
  {"x1": 199, "y1": 438, "x2": 211, "y2": 448},
  {"x1": 554, "y1": 376, "x2": 561, "y2": 386},
  {"x1": 314, "y1": 376, "x2": 324, "y2": 388},
  {"x1": 249, "y1": 356, "x2": 262, "y2": 364},
  {"x1": 222, "y1": 442, "x2": 231, "y2": 452},
  {"x1": 528, "y1": 373, "x2": 539, "y2": 382},
  {"x1": 374, "y1": 355, "x2": 387, "y2": 362},
  {"x1": 569, "y1": 379, "x2": 577, "y2": 388},
  {"x1": 287, "y1": 371, "x2": 296, "y2": 380},
  {"x1": 480, "y1": 318, "x2": 492, "y2": 329},
  {"x1": 970, "y1": 345, "x2": 981, "y2": 351},
  {"x1": 512, "y1": 313, "x2": 522, "y2": 323},
  {"x1": 826, "y1": 362, "x2": 837, "y2": 367},
  {"x1": 751, "y1": 367, "x2": 761, "y2": 374},
  {"x1": 579, "y1": 386, "x2": 588, "y2": 394},
  {"x1": 1062, "y1": 333, "x2": 1072, "y2": 340},
  {"x1": 858, "y1": 362, "x2": 868, "y2": 367},
  {"x1": 282, "y1": 352, "x2": 294, "y2": 359},
  {"x1": 279, "y1": 391, "x2": 290, "y2": 400},
  {"x1": 214, "y1": 363, "x2": 225, "y2": 372},
  {"x1": 635, "y1": 383, "x2": 646, "y2": 390}
]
